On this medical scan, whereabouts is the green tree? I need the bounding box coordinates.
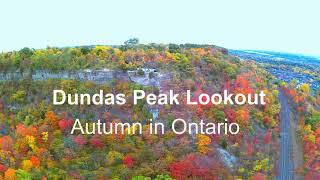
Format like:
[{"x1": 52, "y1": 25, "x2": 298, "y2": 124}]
[{"x1": 124, "y1": 38, "x2": 139, "y2": 48}]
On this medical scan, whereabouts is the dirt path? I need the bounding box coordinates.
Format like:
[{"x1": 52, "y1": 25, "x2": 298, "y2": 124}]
[{"x1": 277, "y1": 90, "x2": 303, "y2": 180}]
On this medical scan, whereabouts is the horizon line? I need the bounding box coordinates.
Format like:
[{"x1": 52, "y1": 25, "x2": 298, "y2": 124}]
[{"x1": 1, "y1": 43, "x2": 319, "y2": 58}]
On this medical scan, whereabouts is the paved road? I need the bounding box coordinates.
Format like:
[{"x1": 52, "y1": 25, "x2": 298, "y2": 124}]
[{"x1": 277, "y1": 91, "x2": 294, "y2": 180}]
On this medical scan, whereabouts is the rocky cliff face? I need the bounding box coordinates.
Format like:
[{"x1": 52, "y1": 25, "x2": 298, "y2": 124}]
[{"x1": 0, "y1": 68, "x2": 169, "y2": 86}]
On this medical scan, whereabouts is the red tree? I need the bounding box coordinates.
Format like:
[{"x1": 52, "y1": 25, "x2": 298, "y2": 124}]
[
  {"x1": 89, "y1": 135, "x2": 104, "y2": 149},
  {"x1": 263, "y1": 131, "x2": 272, "y2": 144},
  {"x1": 123, "y1": 155, "x2": 134, "y2": 167}
]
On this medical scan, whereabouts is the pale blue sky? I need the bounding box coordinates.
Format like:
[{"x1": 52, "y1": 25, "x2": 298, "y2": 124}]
[{"x1": 0, "y1": 0, "x2": 319, "y2": 56}]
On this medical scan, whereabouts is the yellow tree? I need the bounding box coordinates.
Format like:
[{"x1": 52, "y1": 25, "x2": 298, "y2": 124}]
[
  {"x1": 300, "y1": 83, "x2": 310, "y2": 94},
  {"x1": 196, "y1": 134, "x2": 211, "y2": 154},
  {"x1": 20, "y1": 160, "x2": 33, "y2": 172}
]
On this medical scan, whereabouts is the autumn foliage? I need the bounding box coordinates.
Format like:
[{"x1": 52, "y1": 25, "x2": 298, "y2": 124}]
[{"x1": 0, "y1": 44, "x2": 283, "y2": 179}]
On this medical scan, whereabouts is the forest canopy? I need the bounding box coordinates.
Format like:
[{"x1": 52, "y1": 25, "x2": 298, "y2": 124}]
[{"x1": 0, "y1": 40, "x2": 289, "y2": 179}]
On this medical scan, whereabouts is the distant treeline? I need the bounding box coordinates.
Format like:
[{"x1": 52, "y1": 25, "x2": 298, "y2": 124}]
[{"x1": 0, "y1": 39, "x2": 236, "y2": 79}]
